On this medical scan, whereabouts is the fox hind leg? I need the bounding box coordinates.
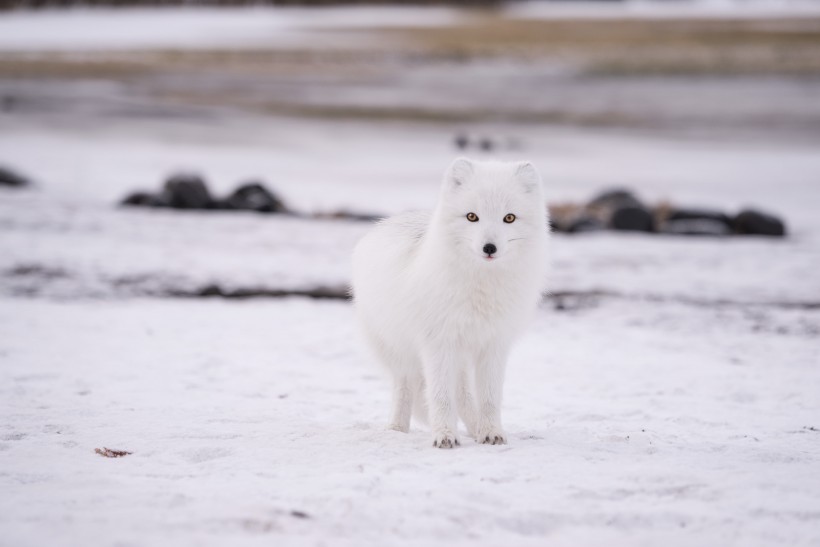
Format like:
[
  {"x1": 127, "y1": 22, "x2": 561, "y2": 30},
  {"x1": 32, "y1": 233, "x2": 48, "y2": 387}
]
[
  {"x1": 361, "y1": 324, "x2": 415, "y2": 433},
  {"x1": 388, "y1": 374, "x2": 413, "y2": 433}
]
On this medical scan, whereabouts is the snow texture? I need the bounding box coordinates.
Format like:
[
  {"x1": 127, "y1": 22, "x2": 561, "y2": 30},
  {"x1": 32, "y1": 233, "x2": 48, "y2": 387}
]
[{"x1": 1, "y1": 296, "x2": 818, "y2": 546}]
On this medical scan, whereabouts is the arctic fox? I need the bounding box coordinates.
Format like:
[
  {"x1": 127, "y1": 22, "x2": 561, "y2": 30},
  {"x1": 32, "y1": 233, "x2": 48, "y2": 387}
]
[{"x1": 351, "y1": 158, "x2": 549, "y2": 448}]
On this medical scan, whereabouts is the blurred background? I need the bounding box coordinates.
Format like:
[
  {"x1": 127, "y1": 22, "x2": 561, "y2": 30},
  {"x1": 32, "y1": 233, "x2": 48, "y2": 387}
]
[{"x1": 1, "y1": 0, "x2": 819, "y2": 302}]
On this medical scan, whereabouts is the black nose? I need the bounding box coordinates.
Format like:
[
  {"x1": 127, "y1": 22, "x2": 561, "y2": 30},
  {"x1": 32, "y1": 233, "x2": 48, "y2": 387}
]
[{"x1": 483, "y1": 243, "x2": 497, "y2": 255}]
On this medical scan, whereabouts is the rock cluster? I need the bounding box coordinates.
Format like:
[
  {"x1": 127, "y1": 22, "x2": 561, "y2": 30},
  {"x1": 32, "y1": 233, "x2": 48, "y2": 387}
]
[
  {"x1": 121, "y1": 173, "x2": 382, "y2": 221},
  {"x1": 453, "y1": 134, "x2": 521, "y2": 153},
  {"x1": 121, "y1": 174, "x2": 289, "y2": 213},
  {"x1": 550, "y1": 189, "x2": 786, "y2": 237},
  {"x1": 121, "y1": 176, "x2": 786, "y2": 236}
]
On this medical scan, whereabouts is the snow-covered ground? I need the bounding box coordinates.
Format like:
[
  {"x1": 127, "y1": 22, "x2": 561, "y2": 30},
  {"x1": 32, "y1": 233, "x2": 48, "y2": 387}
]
[
  {"x1": 0, "y1": 6, "x2": 460, "y2": 51},
  {"x1": 1, "y1": 294, "x2": 818, "y2": 546},
  {"x1": 2, "y1": 112, "x2": 819, "y2": 546}
]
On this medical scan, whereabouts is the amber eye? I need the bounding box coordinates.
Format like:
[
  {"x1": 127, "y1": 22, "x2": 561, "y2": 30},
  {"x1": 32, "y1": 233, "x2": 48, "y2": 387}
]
[
  {"x1": 466, "y1": 212, "x2": 479, "y2": 222},
  {"x1": 504, "y1": 213, "x2": 516, "y2": 223}
]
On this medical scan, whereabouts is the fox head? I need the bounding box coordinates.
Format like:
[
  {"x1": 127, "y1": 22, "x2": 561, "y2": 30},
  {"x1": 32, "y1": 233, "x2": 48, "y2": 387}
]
[{"x1": 435, "y1": 158, "x2": 547, "y2": 264}]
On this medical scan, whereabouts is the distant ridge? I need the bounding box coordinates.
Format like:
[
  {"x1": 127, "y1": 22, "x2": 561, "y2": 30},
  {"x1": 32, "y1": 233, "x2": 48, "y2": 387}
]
[{"x1": 0, "y1": 0, "x2": 503, "y2": 10}]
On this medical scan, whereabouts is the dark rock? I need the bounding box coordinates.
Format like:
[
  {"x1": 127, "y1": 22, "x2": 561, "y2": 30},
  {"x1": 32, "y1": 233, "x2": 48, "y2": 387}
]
[
  {"x1": 221, "y1": 182, "x2": 287, "y2": 213},
  {"x1": 454, "y1": 134, "x2": 469, "y2": 150},
  {"x1": 610, "y1": 205, "x2": 654, "y2": 232},
  {"x1": 661, "y1": 218, "x2": 732, "y2": 236},
  {"x1": 587, "y1": 188, "x2": 643, "y2": 210},
  {"x1": 0, "y1": 166, "x2": 31, "y2": 188},
  {"x1": 587, "y1": 189, "x2": 653, "y2": 232},
  {"x1": 659, "y1": 207, "x2": 733, "y2": 236},
  {"x1": 667, "y1": 208, "x2": 732, "y2": 225},
  {"x1": 733, "y1": 209, "x2": 786, "y2": 237},
  {"x1": 198, "y1": 284, "x2": 225, "y2": 297},
  {"x1": 121, "y1": 191, "x2": 169, "y2": 207},
  {"x1": 162, "y1": 173, "x2": 212, "y2": 209}
]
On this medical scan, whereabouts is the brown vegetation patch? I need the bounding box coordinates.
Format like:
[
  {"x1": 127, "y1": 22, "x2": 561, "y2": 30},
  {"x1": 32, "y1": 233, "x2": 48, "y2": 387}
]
[{"x1": 95, "y1": 447, "x2": 132, "y2": 458}]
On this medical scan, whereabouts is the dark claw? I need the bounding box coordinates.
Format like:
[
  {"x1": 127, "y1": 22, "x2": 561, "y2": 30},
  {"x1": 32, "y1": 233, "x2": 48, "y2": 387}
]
[
  {"x1": 480, "y1": 434, "x2": 506, "y2": 445},
  {"x1": 434, "y1": 436, "x2": 458, "y2": 449}
]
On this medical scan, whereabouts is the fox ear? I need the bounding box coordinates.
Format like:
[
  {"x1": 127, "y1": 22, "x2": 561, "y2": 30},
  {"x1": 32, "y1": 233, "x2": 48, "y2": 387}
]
[
  {"x1": 445, "y1": 157, "x2": 474, "y2": 189},
  {"x1": 515, "y1": 161, "x2": 541, "y2": 194}
]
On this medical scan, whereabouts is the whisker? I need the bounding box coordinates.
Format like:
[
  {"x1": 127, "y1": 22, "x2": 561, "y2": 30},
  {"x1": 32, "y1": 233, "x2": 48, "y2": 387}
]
[{"x1": 508, "y1": 238, "x2": 527, "y2": 242}]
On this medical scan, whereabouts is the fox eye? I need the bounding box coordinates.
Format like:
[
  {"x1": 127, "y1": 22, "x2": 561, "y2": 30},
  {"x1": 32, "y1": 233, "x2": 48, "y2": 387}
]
[
  {"x1": 504, "y1": 213, "x2": 516, "y2": 223},
  {"x1": 466, "y1": 212, "x2": 479, "y2": 222}
]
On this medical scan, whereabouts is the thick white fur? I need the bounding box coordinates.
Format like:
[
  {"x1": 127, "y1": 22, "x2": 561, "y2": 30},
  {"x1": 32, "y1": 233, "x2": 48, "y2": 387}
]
[{"x1": 351, "y1": 158, "x2": 549, "y2": 448}]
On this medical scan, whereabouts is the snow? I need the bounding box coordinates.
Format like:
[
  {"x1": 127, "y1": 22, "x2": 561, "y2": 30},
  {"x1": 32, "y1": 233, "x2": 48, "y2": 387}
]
[
  {"x1": 507, "y1": 0, "x2": 820, "y2": 20},
  {"x1": 1, "y1": 115, "x2": 819, "y2": 545},
  {"x1": 1, "y1": 295, "x2": 818, "y2": 546},
  {"x1": 0, "y1": 6, "x2": 458, "y2": 51}
]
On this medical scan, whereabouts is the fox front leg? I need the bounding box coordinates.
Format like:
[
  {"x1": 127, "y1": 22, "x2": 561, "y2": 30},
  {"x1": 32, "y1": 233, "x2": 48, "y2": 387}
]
[
  {"x1": 421, "y1": 347, "x2": 461, "y2": 449},
  {"x1": 474, "y1": 345, "x2": 509, "y2": 445}
]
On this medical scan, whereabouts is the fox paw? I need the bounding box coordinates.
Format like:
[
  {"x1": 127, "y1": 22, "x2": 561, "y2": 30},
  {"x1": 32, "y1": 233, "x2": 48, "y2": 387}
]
[
  {"x1": 432, "y1": 431, "x2": 460, "y2": 449},
  {"x1": 477, "y1": 429, "x2": 507, "y2": 445}
]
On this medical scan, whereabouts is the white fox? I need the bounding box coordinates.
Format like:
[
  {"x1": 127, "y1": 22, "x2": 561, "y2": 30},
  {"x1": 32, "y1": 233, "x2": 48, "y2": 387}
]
[{"x1": 351, "y1": 158, "x2": 549, "y2": 448}]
